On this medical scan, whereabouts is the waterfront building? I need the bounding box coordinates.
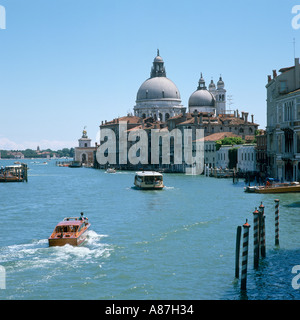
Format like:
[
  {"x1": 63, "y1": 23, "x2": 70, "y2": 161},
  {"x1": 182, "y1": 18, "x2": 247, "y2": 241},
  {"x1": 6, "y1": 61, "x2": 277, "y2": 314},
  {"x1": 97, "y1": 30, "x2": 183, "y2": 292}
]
[
  {"x1": 217, "y1": 145, "x2": 232, "y2": 169},
  {"x1": 74, "y1": 128, "x2": 96, "y2": 167},
  {"x1": 201, "y1": 132, "x2": 239, "y2": 169},
  {"x1": 237, "y1": 144, "x2": 257, "y2": 173},
  {"x1": 266, "y1": 58, "x2": 300, "y2": 181},
  {"x1": 256, "y1": 130, "x2": 267, "y2": 175}
]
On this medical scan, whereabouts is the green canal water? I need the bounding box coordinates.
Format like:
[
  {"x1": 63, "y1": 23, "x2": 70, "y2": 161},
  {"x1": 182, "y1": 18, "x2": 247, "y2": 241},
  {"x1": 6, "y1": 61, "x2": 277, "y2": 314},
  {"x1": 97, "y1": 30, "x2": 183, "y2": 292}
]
[{"x1": 0, "y1": 159, "x2": 300, "y2": 300}]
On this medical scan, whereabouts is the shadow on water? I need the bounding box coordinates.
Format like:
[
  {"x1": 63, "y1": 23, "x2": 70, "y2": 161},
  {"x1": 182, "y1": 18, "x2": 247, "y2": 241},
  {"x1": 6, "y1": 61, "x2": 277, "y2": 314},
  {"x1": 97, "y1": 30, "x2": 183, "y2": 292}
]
[
  {"x1": 225, "y1": 248, "x2": 300, "y2": 300},
  {"x1": 284, "y1": 201, "x2": 300, "y2": 208}
]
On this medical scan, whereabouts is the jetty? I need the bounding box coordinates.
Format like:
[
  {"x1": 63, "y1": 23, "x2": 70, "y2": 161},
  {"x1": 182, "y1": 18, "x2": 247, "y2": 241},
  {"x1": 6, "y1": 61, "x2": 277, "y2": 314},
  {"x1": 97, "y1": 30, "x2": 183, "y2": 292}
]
[{"x1": 0, "y1": 163, "x2": 28, "y2": 183}]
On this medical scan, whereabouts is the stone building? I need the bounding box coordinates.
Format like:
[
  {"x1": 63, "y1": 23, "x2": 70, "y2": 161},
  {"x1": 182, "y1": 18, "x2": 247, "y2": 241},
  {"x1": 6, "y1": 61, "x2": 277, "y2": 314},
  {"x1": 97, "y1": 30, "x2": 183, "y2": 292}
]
[
  {"x1": 266, "y1": 58, "x2": 300, "y2": 181},
  {"x1": 74, "y1": 128, "x2": 96, "y2": 167}
]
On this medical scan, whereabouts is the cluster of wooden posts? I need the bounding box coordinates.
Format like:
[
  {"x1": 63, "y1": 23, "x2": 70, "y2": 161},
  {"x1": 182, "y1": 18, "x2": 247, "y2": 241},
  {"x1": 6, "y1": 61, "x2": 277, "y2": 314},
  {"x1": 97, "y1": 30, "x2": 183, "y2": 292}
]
[{"x1": 235, "y1": 199, "x2": 280, "y2": 290}]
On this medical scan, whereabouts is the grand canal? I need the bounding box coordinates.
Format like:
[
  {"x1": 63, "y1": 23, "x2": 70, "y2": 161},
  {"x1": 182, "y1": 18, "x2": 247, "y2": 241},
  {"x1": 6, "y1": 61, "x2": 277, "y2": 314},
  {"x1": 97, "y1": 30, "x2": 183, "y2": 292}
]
[{"x1": 0, "y1": 159, "x2": 300, "y2": 300}]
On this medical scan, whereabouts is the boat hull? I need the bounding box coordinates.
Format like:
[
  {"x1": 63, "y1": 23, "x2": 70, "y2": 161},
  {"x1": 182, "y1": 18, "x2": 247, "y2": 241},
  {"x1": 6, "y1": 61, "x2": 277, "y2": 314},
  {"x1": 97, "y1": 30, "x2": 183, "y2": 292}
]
[
  {"x1": 134, "y1": 182, "x2": 164, "y2": 190},
  {"x1": 48, "y1": 224, "x2": 90, "y2": 247},
  {"x1": 255, "y1": 185, "x2": 300, "y2": 194}
]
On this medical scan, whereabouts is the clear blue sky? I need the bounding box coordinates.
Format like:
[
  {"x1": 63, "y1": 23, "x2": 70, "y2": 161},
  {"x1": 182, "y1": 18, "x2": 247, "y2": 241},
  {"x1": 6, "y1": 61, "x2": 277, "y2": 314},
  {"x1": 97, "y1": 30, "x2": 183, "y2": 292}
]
[{"x1": 0, "y1": 0, "x2": 299, "y2": 150}]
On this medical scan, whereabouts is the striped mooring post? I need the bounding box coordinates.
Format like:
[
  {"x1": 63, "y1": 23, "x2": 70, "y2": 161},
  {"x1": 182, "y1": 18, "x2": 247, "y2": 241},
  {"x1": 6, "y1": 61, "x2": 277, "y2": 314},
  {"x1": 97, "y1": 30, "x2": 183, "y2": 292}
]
[
  {"x1": 253, "y1": 208, "x2": 260, "y2": 269},
  {"x1": 241, "y1": 219, "x2": 251, "y2": 291},
  {"x1": 275, "y1": 199, "x2": 280, "y2": 246},
  {"x1": 259, "y1": 202, "x2": 266, "y2": 258},
  {"x1": 235, "y1": 226, "x2": 242, "y2": 279}
]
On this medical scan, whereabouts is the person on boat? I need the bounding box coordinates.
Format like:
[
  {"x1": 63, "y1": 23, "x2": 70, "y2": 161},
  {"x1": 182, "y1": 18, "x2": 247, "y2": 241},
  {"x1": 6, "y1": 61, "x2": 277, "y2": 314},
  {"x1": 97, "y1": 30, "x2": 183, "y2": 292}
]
[
  {"x1": 79, "y1": 212, "x2": 87, "y2": 221},
  {"x1": 265, "y1": 179, "x2": 271, "y2": 187}
]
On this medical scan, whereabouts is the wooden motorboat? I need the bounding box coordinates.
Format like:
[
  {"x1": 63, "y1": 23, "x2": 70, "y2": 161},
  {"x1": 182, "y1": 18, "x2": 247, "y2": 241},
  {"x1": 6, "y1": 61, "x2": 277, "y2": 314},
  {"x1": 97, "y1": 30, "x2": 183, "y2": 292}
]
[
  {"x1": 134, "y1": 171, "x2": 164, "y2": 190},
  {"x1": 255, "y1": 182, "x2": 300, "y2": 194},
  {"x1": 244, "y1": 186, "x2": 257, "y2": 193},
  {"x1": 48, "y1": 215, "x2": 90, "y2": 247}
]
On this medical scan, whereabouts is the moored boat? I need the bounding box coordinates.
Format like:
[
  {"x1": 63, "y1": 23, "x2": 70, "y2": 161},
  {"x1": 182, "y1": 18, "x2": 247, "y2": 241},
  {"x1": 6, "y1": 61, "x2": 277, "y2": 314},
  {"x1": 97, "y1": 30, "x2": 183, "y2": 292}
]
[
  {"x1": 48, "y1": 213, "x2": 90, "y2": 246},
  {"x1": 244, "y1": 186, "x2": 257, "y2": 193},
  {"x1": 254, "y1": 182, "x2": 300, "y2": 193},
  {"x1": 134, "y1": 171, "x2": 164, "y2": 190},
  {"x1": 106, "y1": 168, "x2": 116, "y2": 173}
]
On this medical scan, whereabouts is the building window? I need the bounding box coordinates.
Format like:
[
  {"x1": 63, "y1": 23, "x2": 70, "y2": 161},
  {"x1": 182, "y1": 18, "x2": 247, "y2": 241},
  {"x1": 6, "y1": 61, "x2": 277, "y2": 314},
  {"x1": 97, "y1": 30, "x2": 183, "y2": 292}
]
[
  {"x1": 279, "y1": 81, "x2": 287, "y2": 94},
  {"x1": 297, "y1": 132, "x2": 300, "y2": 153}
]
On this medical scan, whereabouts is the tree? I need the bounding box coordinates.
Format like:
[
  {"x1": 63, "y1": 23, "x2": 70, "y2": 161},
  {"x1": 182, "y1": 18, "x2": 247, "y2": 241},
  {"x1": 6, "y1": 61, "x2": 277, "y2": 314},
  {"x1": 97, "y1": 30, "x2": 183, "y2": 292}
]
[{"x1": 216, "y1": 137, "x2": 245, "y2": 150}]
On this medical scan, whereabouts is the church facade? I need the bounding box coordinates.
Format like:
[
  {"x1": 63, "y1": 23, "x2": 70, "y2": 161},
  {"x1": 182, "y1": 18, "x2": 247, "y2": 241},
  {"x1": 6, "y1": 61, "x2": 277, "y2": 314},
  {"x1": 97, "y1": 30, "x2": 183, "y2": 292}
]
[{"x1": 97, "y1": 51, "x2": 259, "y2": 172}]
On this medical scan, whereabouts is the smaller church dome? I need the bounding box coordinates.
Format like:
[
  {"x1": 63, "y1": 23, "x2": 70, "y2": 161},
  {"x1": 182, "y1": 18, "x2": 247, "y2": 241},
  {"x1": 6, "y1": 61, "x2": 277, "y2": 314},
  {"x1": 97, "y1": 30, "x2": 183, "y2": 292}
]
[
  {"x1": 189, "y1": 90, "x2": 215, "y2": 107},
  {"x1": 189, "y1": 74, "x2": 215, "y2": 108}
]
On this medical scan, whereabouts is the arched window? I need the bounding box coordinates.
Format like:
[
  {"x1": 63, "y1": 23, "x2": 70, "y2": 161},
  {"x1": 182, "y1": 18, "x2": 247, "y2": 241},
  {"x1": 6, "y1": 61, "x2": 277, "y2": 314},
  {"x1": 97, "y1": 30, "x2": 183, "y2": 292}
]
[{"x1": 165, "y1": 113, "x2": 170, "y2": 121}]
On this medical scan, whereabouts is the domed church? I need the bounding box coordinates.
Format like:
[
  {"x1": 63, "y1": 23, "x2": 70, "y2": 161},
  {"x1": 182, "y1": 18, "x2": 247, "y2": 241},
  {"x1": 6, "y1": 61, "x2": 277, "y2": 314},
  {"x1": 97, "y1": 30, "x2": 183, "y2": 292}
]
[
  {"x1": 134, "y1": 50, "x2": 183, "y2": 122},
  {"x1": 188, "y1": 73, "x2": 226, "y2": 116}
]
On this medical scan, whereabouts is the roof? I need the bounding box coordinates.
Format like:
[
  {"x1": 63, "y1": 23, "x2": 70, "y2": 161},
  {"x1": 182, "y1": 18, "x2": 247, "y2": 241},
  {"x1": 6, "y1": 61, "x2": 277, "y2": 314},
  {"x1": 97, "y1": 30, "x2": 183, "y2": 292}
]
[
  {"x1": 204, "y1": 132, "x2": 239, "y2": 141},
  {"x1": 102, "y1": 116, "x2": 142, "y2": 126},
  {"x1": 57, "y1": 219, "x2": 84, "y2": 226},
  {"x1": 135, "y1": 171, "x2": 162, "y2": 176},
  {"x1": 136, "y1": 77, "x2": 181, "y2": 101}
]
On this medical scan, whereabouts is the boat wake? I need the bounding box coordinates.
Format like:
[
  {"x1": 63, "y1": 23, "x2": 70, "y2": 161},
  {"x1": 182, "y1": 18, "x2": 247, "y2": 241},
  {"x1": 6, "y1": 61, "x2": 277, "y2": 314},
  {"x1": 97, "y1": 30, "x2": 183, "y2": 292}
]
[{"x1": 0, "y1": 231, "x2": 112, "y2": 272}]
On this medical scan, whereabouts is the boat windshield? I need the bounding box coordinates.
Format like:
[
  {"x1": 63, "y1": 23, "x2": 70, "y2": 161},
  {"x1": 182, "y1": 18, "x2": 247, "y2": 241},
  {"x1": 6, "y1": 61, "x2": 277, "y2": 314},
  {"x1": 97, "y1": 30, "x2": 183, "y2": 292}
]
[
  {"x1": 55, "y1": 225, "x2": 79, "y2": 233},
  {"x1": 144, "y1": 176, "x2": 162, "y2": 184}
]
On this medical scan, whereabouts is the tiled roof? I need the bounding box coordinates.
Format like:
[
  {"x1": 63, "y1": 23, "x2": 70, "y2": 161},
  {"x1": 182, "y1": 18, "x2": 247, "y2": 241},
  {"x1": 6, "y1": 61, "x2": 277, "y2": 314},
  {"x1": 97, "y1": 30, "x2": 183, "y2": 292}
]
[{"x1": 204, "y1": 132, "x2": 239, "y2": 141}]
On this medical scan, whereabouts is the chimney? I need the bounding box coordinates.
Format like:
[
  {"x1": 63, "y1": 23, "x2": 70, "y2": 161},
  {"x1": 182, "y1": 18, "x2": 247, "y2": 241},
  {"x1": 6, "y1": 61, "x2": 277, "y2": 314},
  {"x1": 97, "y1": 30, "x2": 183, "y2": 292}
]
[
  {"x1": 244, "y1": 112, "x2": 248, "y2": 123},
  {"x1": 268, "y1": 75, "x2": 272, "y2": 83},
  {"x1": 181, "y1": 107, "x2": 187, "y2": 120},
  {"x1": 101, "y1": 121, "x2": 103, "y2": 125},
  {"x1": 273, "y1": 70, "x2": 277, "y2": 79},
  {"x1": 251, "y1": 114, "x2": 254, "y2": 123},
  {"x1": 241, "y1": 111, "x2": 245, "y2": 120},
  {"x1": 199, "y1": 113, "x2": 203, "y2": 124},
  {"x1": 193, "y1": 110, "x2": 198, "y2": 124}
]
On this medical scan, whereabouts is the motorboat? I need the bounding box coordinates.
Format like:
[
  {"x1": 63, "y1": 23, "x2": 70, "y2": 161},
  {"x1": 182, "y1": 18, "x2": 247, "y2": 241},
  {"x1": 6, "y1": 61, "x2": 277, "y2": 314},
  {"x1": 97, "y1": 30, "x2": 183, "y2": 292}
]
[
  {"x1": 48, "y1": 215, "x2": 90, "y2": 246},
  {"x1": 134, "y1": 171, "x2": 164, "y2": 190},
  {"x1": 254, "y1": 181, "x2": 300, "y2": 194}
]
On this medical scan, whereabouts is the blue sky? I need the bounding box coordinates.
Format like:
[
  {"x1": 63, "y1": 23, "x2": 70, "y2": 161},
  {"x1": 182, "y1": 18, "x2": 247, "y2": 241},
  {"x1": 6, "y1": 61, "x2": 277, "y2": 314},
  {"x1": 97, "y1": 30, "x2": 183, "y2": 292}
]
[{"x1": 0, "y1": 0, "x2": 299, "y2": 150}]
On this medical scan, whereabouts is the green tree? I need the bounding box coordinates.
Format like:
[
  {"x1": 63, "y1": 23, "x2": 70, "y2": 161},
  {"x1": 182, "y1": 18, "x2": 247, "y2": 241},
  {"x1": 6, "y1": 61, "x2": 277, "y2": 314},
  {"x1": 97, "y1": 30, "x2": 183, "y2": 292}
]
[{"x1": 216, "y1": 137, "x2": 245, "y2": 150}]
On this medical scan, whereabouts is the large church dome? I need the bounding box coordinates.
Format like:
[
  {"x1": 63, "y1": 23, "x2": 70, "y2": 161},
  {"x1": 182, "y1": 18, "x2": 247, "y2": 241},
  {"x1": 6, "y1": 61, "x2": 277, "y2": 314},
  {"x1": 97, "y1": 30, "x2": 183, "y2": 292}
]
[
  {"x1": 134, "y1": 50, "x2": 183, "y2": 121},
  {"x1": 136, "y1": 77, "x2": 181, "y2": 102}
]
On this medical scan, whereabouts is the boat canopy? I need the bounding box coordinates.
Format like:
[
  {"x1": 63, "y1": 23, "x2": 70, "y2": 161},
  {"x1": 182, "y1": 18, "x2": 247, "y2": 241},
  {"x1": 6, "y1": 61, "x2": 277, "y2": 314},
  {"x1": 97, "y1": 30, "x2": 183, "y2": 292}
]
[{"x1": 135, "y1": 171, "x2": 163, "y2": 177}]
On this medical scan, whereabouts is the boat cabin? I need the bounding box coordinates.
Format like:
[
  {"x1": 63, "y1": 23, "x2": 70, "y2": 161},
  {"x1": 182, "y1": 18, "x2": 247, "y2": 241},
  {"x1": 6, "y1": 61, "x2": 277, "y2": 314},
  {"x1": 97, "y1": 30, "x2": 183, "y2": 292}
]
[{"x1": 134, "y1": 171, "x2": 164, "y2": 189}]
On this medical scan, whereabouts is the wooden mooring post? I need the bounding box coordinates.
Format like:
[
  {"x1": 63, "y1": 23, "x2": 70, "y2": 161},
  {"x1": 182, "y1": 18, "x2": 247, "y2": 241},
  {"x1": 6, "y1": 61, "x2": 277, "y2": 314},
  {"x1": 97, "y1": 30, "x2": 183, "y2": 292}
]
[
  {"x1": 253, "y1": 208, "x2": 260, "y2": 269},
  {"x1": 274, "y1": 199, "x2": 280, "y2": 246},
  {"x1": 241, "y1": 220, "x2": 250, "y2": 290},
  {"x1": 235, "y1": 226, "x2": 242, "y2": 278},
  {"x1": 259, "y1": 202, "x2": 266, "y2": 258}
]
